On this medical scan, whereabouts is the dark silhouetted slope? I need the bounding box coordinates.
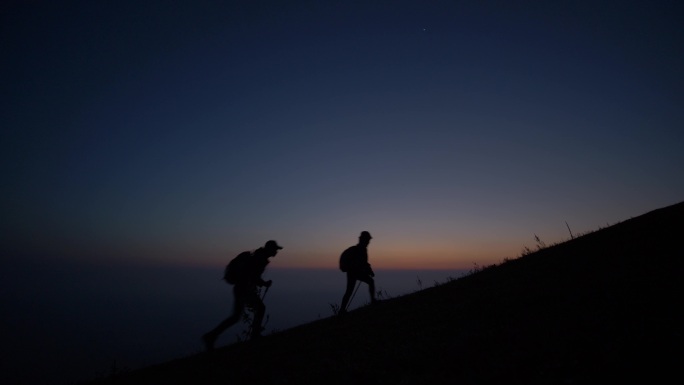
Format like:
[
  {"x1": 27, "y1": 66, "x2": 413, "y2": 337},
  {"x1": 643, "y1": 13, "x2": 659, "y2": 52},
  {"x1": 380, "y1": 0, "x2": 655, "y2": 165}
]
[{"x1": 85, "y1": 201, "x2": 684, "y2": 384}]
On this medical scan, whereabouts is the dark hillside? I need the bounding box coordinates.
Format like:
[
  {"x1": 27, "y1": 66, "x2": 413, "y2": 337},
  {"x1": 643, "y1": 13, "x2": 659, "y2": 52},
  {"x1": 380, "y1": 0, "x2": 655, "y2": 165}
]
[{"x1": 87, "y1": 201, "x2": 684, "y2": 384}]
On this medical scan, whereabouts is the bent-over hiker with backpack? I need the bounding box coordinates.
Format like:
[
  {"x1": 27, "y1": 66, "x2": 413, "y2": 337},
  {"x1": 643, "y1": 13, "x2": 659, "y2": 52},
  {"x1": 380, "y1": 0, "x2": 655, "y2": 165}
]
[
  {"x1": 203, "y1": 240, "x2": 282, "y2": 350},
  {"x1": 339, "y1": 231, "x2": 376, "y2": 314}
]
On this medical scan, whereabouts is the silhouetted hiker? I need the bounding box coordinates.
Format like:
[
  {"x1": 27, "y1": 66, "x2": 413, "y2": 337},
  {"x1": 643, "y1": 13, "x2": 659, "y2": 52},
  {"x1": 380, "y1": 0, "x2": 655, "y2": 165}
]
[
  {"x1": 202, "y1": 240, "x2": 282, "y2": 350},
  {"x1": 339, "y1": 231, "x2": 376, "y2": 314}
]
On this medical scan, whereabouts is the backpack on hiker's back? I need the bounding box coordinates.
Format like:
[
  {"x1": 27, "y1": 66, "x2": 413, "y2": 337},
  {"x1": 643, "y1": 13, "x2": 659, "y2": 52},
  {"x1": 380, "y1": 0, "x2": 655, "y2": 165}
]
[
  {"x1": 339, "y1": 246, "x2": 357, "y2": 272},
  {"x1": 223, "y1": 251, "x2": 252, "y2": 284}
]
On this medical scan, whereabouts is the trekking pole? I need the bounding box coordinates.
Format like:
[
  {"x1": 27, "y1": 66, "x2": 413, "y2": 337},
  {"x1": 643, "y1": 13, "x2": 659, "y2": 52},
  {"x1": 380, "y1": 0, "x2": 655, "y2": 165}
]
[
  {"x1": 242, "y1": 286, "x2": 270, "y2": 340},
  {"x1": 261, "y1": 284, "x2": 270, "y2": 302},
  {"x1": 345, "y1": 281, "x2": 362, "y2": 312}
]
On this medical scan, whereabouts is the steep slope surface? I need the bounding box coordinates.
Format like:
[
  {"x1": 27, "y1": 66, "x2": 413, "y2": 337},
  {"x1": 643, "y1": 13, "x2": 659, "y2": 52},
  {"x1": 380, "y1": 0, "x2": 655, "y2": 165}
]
[{"x1": 88, "y1": 201, "x2": 684, "y2": 384}]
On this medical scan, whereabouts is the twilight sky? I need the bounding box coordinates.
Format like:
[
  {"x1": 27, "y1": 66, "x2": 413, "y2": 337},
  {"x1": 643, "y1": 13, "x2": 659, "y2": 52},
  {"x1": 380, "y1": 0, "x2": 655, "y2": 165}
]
[{"x1": 2, "y1": 0, "x2": 683, "y2": 269}]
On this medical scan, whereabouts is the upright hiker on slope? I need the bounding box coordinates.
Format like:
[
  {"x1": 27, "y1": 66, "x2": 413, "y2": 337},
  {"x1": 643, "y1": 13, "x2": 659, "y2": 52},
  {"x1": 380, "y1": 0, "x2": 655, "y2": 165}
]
[{"x1": 339, "y1": 231, "x2": 376, "y2": 314}]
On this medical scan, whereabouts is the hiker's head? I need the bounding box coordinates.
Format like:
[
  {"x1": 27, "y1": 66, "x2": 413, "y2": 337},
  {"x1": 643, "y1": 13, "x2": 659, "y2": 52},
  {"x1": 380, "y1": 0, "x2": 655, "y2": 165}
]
[
  {"x1": 264, "y1": 240, "x2": 283, "y2": 256},
  {"x1": 359, "y1": 231, "x2": 372, "y2": 246}
]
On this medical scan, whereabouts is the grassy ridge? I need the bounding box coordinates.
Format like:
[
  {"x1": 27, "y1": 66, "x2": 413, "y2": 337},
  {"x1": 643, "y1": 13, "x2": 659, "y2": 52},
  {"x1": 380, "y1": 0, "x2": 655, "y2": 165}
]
[{"x1": 86, "y1": 201, "x2": 684, "y2": 384}]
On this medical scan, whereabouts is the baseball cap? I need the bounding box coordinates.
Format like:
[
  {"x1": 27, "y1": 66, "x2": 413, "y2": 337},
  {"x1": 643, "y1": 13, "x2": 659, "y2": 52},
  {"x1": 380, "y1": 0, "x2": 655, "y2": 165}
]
[{"x1": 265, "y1": 240, "x2": 283, "y2": 250}]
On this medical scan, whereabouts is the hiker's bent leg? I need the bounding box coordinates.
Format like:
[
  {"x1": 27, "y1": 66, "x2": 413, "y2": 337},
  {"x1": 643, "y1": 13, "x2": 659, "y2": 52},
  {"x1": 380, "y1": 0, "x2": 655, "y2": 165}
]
[
  {"x1": 340, "y1": 273, "x2": 356, "y2": 312},
  {"x1": 203, "y1": 289, "x2": 245, "y2": 351},
  {"x1": 368, "y1": 277, "x2": 376, "y2": 303},
  {"x1": 207, "y1": 288, "x2": 244, "y2": 338},
  {"x1": 358, "y1": 274, "x2": 376, "y2": 303},
  {"x1": 250, "y1": 298, "x2": 266, "y2": 338}
]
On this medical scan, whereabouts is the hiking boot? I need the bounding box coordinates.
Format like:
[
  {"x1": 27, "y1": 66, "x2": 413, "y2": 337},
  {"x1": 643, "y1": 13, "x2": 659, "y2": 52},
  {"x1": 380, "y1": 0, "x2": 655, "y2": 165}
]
[{"x1": 202, "y1": 333, "x2": 216, "y2": 352}]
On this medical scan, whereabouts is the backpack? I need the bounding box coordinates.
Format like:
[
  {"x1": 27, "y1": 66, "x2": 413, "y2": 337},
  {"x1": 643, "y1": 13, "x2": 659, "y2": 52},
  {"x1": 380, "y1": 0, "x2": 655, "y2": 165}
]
[
  {"x1": 223, "y1": 251, "x2": 252, "y2": 284},
  {"x1": 339, "y1": 246, "x2": 355, "y2": 272}
]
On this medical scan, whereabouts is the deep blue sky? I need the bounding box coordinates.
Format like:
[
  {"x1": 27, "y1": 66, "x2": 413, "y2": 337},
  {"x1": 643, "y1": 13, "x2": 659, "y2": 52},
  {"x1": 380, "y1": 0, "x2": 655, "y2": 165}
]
[{"x1": 2, "y1": 0, "x2": 683, "y2": 269}]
